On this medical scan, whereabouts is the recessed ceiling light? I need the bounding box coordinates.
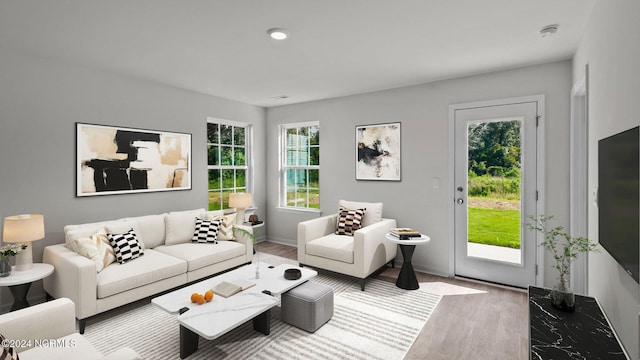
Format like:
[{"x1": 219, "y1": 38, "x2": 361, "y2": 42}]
[
  {"x1": 271, "y1": 95, "x2": 289, "y2": 100},
  {"x1": 538, "y1": 24, "x2": 559, "y2": 37},
  {"x1": 267, "y1": 28, "x2": 288, "y2": 40}
]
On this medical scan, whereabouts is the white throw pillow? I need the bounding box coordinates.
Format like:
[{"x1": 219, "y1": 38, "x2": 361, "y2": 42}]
[
  {"x1": 64, "y1": 220, "x2": 121, "y2": 252},
  {"x1": 165, "y1": 209, "x2": 206, "y2": 246},
  {"x1": 72, "y1": 227, "x2": 116, "y2": 273},
  {"x1": 338, "y1": 200, "x2": 383, "y2": 227},
  {"x1": 205, "y1": 213, "x2": 237, "y2": 240}
]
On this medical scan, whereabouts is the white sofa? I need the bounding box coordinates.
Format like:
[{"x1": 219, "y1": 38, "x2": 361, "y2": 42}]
[
  {"x1": 43, "y1": 208, "x2": 253, "y2": 333},
  {"x1": 298, "y1": 200, "x2": 397, "y2": 291},
  {"x1": 0, "y1": 298, "x2": 140, "y2": 359}
]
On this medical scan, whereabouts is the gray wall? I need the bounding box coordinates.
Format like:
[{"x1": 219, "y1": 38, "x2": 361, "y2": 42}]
[
  {"x1": 266, "y1": 60, "x2": 572, "y2": 284},
  {"x1": 574, "y1": 0, "x2": 640, "y2": 357},
  {"x1": 0, "y1": 50, "x2": 266, "y2": 308}
]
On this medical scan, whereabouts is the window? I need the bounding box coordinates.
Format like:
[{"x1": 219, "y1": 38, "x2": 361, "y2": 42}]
[
  {"x1": 207, "y1": 119, "x2": 251, "y2": 210},
  {"x1": 281, "y1": 122, "x2": 320, "y2": 209}
]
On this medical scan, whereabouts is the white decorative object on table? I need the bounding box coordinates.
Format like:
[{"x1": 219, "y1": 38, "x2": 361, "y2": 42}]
[
  {"x1": 0, "y1": 243, "x2": 28, "y2": 277},
  {"x1": 229, "y1": 192, "x2": 253, "y2": 225},
  {"x1": 2, "y1": 214, "x2": 45, "y2": 271}
]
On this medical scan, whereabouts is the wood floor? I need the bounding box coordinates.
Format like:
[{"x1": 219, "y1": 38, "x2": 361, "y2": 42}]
[{"x1": 257, "y1": 241, "x2": 528, "y2": 360}]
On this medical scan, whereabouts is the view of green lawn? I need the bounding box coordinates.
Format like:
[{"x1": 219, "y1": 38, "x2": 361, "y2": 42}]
[
  {"x1": 466, "y1": 120, "x2": 522, "y2": 249},
  {"x1": 468, "y1": 202, "x2": 521, "y2": 249}
]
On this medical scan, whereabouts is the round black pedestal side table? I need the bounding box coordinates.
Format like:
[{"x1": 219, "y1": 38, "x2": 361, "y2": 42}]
[
  {"x1": 385, "y1": 234, "x2": 430, "y2": 290},
  {"x1": 0, "y1": 263, "x2": 54, "y2": 311}
]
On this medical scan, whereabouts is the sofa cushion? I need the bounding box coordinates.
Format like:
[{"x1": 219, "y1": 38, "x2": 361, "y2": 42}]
[
  {"x1": 71, "y1": 227, "x2": 116, "y2": 272},
  {"x1": 192, "y1": 218, "x2": 221, "y2": 243},
  {"x1": 97, "y1": 249, "x2": 186, "y2": 298},
  {"x1": 205, "y1": 210, "x2": 225, "y2": 218},
  {"x1": 18, "y1": 333, "x2": 102, "y2": 360},
  {"x1": 205, "y1": 213, "x2": 237, "y2": 240},
  {"x1": 64, "y1": 220, "x2": 123, "y2": 252},
  {"x1": 165, "y1": 209, "x2": 205, "y2": 246},
  {"x1": 339, "y1": 200, "x2": 383, "y2": 228},
  {"x1": 154, "y1": 241, "x2": 246, "y2": 272},
  {"x1": 306, "y1": 234, "x2": 354, "y2": 264},
  {"x1": 122, "y1": 214, "x2": 167, "y2": 249},
  {"x1": 335, "y1": 206, "x2": 366, "y2": 236}
]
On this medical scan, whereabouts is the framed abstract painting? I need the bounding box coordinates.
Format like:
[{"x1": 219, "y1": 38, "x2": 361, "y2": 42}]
[
  {"x1": 76, "y1": 123, "x2": 192, "y2": 196},
  {"x1": 355, "y1": 122, "x2": 401, "y2": 181}
]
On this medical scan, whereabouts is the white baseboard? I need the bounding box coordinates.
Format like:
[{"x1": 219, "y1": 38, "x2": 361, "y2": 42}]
[{"x1": 262, "y1": 237, "x2": 296, "y2": 247}]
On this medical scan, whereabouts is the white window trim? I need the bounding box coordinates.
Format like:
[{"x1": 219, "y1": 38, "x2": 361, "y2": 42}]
[
  {"x1": 279, "y1": 122, "x2": 320, "y2": 210},
  {"x1": 207, "y1": 117, "x2": 253, "y2": 210}
]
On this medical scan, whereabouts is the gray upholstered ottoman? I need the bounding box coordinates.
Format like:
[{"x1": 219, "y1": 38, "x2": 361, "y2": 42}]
[{"x1": 281, "y1": 281, "x2": 334, "y2": 332}]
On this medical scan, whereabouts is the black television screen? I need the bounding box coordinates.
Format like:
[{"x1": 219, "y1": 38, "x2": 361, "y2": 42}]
[{"x1": 598, "y1": 126, "x2": 639, "y2": 283}]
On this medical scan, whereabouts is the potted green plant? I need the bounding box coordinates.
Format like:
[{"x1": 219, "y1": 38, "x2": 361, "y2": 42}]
[
  {"x1": 526, "y1": 215, "x2": 598, "y2": 311},
  {"x1": 0, "y1": 243, "x2": 27, "y2": 277}
]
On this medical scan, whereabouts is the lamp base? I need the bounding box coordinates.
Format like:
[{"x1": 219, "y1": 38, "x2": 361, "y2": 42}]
[
  {"x1": 14, "y1": 244, "x2": 33, "y2": 271},
  {"x1": 236, "y1": 209, "x2": 246, "y2": 225}
]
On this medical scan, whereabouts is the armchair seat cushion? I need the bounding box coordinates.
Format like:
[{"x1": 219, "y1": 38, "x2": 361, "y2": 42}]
[
  {"x1": 306, "y1": 234, "x2": 354, "y2": 264},
  {"x1": 97, "y1": 249, "x2": 187, "y2": 298},
  {"x1": 154, "y1": 241, "x2": 246, "y2": 272}
]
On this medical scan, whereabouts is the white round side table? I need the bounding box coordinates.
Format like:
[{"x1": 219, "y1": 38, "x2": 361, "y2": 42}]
[
  {"x1": 385, "y1": 234, "x2": 430, "y2": 290},
  {"x1": 0, "y1": 263, "x2": 54, "y2": 311}
]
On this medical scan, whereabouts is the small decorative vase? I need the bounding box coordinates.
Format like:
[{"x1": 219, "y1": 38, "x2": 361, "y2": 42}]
[
  {"x1": 550, "y1": 276, "x2": 575, "y2": 312},
  {"x1": 255, "y1": 251, "x2": 260, "y2": 279},
  {"x1": 0, "y1": 256, "x2": 12, "y2": 277}
]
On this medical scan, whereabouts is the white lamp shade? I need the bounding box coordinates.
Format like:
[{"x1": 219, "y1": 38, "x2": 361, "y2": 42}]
[
  {"x1": 3, "y1": 214, "x2": 45, "y2": 243},
  {"x1": 229, "y1": 193, "x2": 252, "y2": 209}
]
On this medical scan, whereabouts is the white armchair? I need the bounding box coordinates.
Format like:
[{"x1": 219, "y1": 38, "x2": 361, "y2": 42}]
[
  {"x1": 298, "y1": 200, "x2": 397, "y2": 290},
  {"x1": 0, "y1": 298, "x2": 140, "y2": 359}
]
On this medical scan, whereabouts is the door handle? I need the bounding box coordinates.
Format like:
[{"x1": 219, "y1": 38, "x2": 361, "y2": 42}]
[{"x1": 457, "y1": 198, "x2": 464, "y2": 205}]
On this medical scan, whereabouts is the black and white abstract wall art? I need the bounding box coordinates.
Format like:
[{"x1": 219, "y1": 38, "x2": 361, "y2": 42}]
[
  {"x1": 76, "y1": 123, "x2": 191, "y2": 196},
  {"x1": 355, "y1": 122, "x2": 401, "y2": 181}
]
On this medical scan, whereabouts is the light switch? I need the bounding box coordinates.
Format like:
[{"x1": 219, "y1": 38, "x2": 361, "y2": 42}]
[{"x1": 432, "y1": 177, "x2": 440, "y2": 188}]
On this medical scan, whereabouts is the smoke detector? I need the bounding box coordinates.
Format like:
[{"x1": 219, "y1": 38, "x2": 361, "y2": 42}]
[{"x1": 538, "y1": 24, "x2": 559, "y2": 37}]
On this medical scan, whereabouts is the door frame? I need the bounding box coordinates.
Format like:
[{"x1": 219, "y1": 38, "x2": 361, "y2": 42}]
[
  {"x1": 570, "y1": 68, "x2": 589, "y2": 294},
  {"x1": 448, "y1": 95, "x2": 546, "y2": 286}
]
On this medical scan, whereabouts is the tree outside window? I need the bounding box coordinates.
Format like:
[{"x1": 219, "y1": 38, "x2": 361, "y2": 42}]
[
  {"x1": 282, "y1": 123, "x2": 319, "y2": 209},
  {"x1": 207, "y1": 120, "x2": 250, "y2": 210}
]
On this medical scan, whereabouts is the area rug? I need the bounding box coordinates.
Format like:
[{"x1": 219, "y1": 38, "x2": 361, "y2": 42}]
[{"x1": 84, "y1": 255, "x2": 441, "y2": 359}]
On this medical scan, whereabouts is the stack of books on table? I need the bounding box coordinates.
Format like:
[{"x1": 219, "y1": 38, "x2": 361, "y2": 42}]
[{"x1": 389, "y1": 228, "x2": 422, "y2": 240}]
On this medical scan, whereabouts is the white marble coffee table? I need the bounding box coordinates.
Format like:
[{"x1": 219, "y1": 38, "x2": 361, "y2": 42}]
[{"x1": 152, "y1": 262, "x2": 317, "y2": 359}]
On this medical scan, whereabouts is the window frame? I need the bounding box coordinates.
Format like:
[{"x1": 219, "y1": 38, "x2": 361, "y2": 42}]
[
  {"x1": 279, "y1": 121, "x2": 320, "y2": 211},
  {"x1": 207, "y1": 117, "x2": 253, "y2": 211}
]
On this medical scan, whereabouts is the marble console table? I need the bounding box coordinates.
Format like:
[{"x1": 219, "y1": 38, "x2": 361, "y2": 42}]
[{"x1": 529, "y1": 286, "x2": 628, "y2": 359}]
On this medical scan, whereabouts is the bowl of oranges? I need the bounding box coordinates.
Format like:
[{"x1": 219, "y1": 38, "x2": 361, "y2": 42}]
[{"x1": 190, "y1": 289, "x2": 214, "y2": 305}]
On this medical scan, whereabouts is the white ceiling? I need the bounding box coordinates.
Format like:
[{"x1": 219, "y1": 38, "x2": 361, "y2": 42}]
[{"x1": 0, "y1": 1, "x2": 595, "y2": 107}]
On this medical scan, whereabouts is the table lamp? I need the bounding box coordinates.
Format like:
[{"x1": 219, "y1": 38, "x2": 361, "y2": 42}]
[
  {"x1": 229, "y1": 193, "x2": 252, "y2": 225},
  {"x1": 2, "y1": 214, "x2": 45, "y2": 271}
]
